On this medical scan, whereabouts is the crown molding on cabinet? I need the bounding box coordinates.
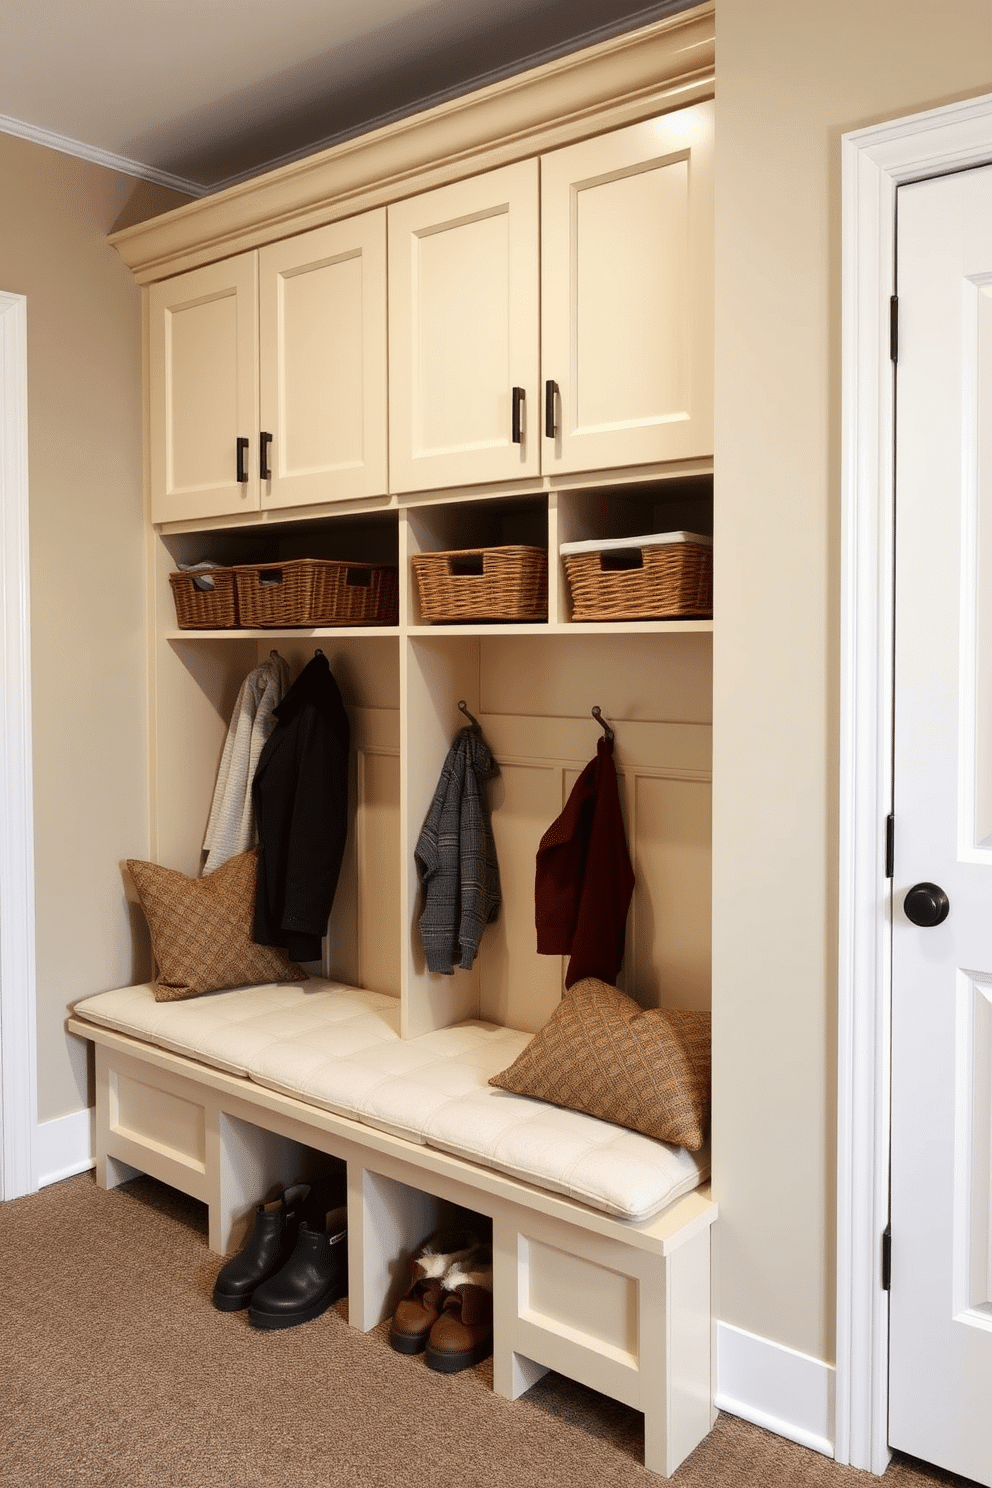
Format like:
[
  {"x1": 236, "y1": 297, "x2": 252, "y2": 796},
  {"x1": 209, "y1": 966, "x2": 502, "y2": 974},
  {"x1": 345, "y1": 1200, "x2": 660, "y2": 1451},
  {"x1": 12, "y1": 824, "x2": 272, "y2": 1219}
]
[
  {"x1": 204, "y1": 0, "x2": 703, "y2": 196},
  {"x1": 109, "y1": 2, "x2": 715, "y2": 285}
]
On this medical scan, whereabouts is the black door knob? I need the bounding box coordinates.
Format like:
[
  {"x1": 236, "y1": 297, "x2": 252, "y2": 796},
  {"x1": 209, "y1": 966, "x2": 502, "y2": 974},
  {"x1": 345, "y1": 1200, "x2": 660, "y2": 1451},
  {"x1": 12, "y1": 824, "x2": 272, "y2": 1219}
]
[{"x1": 903, "y1": 882, "x2": 950, "y2": 927}]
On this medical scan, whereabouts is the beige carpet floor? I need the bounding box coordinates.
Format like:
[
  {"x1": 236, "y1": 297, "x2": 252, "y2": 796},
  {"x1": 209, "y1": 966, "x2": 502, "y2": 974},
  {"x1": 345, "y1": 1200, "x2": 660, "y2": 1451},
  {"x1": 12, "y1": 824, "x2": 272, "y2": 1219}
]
[{"x1": 0, "y1": 1172, "x2": 978, "y2": 1488}]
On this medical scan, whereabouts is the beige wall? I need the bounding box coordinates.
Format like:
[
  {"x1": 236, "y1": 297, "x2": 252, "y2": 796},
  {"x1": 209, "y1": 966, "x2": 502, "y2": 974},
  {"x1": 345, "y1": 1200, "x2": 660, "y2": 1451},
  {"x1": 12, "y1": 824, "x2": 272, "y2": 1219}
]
[
  {"x1": 712, "y1": 0, "x2": 992, "y2": 1362},
  {"x1": 0, "y1": 132, "x2": 190, "y2": 1125},
  {"x1": 9, "y1": 0, "x2": 989, "y2": 1352}
]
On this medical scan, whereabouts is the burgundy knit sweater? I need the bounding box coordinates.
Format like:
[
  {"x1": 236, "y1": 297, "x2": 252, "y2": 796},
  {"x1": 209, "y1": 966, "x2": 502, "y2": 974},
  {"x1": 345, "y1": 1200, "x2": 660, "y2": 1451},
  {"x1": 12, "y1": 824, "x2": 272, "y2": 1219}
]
[{"x1": 534, "y1": 737, "x2": 634, "y2": 988}]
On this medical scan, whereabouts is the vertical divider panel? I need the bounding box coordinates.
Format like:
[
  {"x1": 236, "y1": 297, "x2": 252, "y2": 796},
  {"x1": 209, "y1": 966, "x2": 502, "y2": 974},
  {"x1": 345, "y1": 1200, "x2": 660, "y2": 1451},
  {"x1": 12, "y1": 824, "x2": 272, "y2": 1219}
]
[
  {"x1": 210, "y1": 1110, "x2": 320, "y2": 1257},
  {"x1": 348, "y1": 1164, "x2": 447, "y2": 1331},
  {"x1": 398, "y1": 504, "x2": 417, "y2": 630},
  {"x1": 546, "y1": 491, "x2": 564, "y2": 626},
  {"x1": 401, "y1": 624, "x2": 483, "y2": 1038}
]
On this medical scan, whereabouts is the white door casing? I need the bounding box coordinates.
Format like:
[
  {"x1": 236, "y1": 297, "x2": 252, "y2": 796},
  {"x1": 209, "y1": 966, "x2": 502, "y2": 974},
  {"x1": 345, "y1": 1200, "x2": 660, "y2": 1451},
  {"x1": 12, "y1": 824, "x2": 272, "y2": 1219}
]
[
  {"x1": 840, "y1": 93, "x2": 992, "y2": 1474},
  {"x1": 888, "y1": 163, "x2": 992, "y2": 1488},
  {"x1": 0, "y1": 288, "x2": 37, "y2": 1201}
]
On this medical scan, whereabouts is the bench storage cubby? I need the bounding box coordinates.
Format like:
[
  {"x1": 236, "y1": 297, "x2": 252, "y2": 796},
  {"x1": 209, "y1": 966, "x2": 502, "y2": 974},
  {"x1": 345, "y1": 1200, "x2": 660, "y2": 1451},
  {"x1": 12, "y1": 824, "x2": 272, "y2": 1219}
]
[{"x1": 70, "y1": 980, "x2": 715, "y2": 1478}]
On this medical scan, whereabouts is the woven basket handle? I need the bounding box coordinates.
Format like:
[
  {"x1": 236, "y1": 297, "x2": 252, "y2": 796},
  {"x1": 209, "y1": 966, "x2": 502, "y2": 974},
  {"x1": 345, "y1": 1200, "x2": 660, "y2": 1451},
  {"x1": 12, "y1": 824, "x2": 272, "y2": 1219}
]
[
  {"x1": 600, "y1": 548, "x2": 644, "y2": 572},
  {"x1": 448, "y1": 555, "x2": 485, "y2": 577}
]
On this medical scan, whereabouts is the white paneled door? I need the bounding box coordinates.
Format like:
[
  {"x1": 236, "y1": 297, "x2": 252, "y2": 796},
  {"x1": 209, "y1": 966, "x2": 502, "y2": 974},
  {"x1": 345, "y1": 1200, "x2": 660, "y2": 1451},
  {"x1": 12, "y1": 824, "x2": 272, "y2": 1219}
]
[{"x1": 890, "y1": 163, "x2": 992, "y2": 1486}]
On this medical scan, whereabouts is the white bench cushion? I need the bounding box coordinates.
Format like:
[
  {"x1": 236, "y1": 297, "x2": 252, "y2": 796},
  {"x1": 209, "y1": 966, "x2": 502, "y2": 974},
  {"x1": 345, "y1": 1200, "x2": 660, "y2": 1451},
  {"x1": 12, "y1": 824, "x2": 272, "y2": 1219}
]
[
  {"x1": 422, "y1": 1087, "x2": 707, "y2": 1220},
  {"x1": 72, "y1": 980, "x2": 399, "y2": 1078},
  {"x1": 247, "y1": 1016, "x2": 530, "y2": 1145},
  {"x1": 73, "y1": 980, "x2": 708, "y2": 1221}
]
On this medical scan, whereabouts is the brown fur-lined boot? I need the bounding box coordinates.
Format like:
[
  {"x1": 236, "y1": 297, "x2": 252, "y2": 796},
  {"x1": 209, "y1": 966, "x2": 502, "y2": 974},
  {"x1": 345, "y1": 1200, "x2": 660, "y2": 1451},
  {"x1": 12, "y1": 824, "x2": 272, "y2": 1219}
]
[
  {"x1": 388, "y1": 1226, "x2": 480, "y2": 1355},
  {"x1": 424, "y1": 1244, "x2": 494, "y2": 1373}
]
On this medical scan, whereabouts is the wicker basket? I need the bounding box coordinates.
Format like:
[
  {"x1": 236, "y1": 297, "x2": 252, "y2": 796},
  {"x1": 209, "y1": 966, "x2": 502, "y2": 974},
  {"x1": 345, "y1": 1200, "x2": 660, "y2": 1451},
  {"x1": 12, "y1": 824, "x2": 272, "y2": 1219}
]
[
  {"x1": 561, "y1": 533, "x2": 713, "y2": 621},
  {"x1": 412, "y1": 545, "x2": 548, "y2": 623},
  {"x1": 168, "y1": 568, "x2": 239, "y2": 629},
  {"x1": 233, "y1": 558, "x2": 399, "y2": 628}
]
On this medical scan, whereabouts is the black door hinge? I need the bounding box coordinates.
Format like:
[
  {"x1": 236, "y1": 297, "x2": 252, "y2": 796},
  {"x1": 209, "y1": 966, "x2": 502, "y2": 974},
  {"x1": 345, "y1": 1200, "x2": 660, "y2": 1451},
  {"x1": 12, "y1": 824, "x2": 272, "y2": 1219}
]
[
  {"x1": 886, "y1": 814, "x2": 895, "y2": 879},
  {"x1": 882, "y1": 1224, "x2": 892, "y2": 1291},
  {"x1": 890, "y1": 296, "x2": 899, "y2": 363}
]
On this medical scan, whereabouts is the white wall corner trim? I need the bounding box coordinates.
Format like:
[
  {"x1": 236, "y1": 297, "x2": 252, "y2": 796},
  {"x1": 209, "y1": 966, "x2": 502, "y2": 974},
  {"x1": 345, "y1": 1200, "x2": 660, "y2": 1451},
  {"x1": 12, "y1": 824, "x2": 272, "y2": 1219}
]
[
  {"x1": 838, "y1": 89, "x2": 992, "y2": 1476},
  {"x1": 35, "y1": 1107, "x2": 96, "y2": 1189},
  {"x1": 715, "y1": 1322, "x2": 835, "y2": 1458},
  {"x1": 0, "y1": 289, "x2": 38, "y2": 1202}
]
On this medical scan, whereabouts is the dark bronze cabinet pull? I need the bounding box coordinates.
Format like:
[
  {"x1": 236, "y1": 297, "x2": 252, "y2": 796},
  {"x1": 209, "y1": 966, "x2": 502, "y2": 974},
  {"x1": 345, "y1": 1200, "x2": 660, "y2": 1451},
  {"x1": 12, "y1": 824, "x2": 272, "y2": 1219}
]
[
  {"x1": 236, "y1": 436, "x2": 249, "y2": 483},
  {"x1": 545, "y1": 380, "x2": 559, "y2": 438},
  {"x1": 260, "y1": 431, "x2": 272, "y2": 481},
  {"x1": 512, "y1": 387, "x2": 525, "y2": 444}
]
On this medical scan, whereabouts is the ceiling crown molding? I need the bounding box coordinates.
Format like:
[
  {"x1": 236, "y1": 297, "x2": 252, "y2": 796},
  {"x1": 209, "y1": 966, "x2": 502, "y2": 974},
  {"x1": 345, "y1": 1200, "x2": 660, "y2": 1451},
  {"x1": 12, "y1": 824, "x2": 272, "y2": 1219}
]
[{"x1": 0, "y1": 112, "x2": 207, "y2": 196}]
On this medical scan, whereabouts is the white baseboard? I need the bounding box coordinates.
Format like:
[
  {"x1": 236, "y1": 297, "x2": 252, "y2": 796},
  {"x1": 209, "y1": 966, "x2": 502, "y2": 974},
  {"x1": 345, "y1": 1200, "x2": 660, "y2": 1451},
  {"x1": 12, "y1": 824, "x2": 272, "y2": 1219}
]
[
  {"x1": 34, "y1": 1107, "x2": 95, "y2": 1189},
  {"x1": 715, "y1": 1320, "x2": 836, "y2": 1458}
]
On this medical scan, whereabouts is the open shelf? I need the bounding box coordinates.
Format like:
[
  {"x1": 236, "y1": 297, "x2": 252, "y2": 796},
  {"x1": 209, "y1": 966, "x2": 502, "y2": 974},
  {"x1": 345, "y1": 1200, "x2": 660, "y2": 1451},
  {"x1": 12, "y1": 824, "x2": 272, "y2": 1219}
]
[
  {"x1": 167, "y1": 627, "x2": 401, "y2": 642},
  {"x1": 168, "y1": 619, "x2": 713, "y2": 641},
  {"x1": 407, "y1": 619, "x2": 713, "y2": 637}
]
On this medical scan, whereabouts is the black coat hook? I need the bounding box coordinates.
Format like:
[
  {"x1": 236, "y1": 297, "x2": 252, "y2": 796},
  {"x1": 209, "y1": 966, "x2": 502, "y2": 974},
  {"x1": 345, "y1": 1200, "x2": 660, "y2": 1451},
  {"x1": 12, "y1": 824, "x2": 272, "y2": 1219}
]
[
  {"x1": 592, "y1": 705, "x2": 615, "y2": 743},
  {"x1": 458, "y1": 699, "x2": 480, "y2": 730}
]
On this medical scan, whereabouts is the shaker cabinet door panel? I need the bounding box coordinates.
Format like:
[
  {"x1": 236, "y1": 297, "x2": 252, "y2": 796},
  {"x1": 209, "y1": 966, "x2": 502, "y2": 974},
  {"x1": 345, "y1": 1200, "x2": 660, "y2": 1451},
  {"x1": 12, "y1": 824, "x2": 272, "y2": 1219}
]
[
  {"x1": 388, "y1": 160, "x2": 540, "y2": 493},
  {"x1": 149, "y1": 255, "x2": 259, "y2": 524},
  {"x1": 258, "y1": 211, "x2": 388, "y2": 510},
  {"x1": 541, "y1": 102, "x2": 714, "y2": 474}
]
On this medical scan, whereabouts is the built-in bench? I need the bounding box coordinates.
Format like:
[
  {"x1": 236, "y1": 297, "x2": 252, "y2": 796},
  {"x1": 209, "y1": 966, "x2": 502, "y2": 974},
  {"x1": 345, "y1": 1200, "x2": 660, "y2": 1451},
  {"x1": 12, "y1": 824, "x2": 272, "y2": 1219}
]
[{"x1": 69, "y1": 979, "x2": 716, "y2": 1478}]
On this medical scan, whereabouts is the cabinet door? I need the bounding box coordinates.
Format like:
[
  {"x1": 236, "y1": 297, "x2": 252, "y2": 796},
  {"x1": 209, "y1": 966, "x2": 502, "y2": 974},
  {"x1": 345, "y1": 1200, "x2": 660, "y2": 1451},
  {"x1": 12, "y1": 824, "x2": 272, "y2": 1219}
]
[
  {"x1": 388, "y1": 160, "x2": 540, "y2": 493},
  {"x1": 258, "y1": 211, "x2": 388, "y2": 510},
  {"x1": 149, "y1": 255, "x2": 259, "y2": 524},
  {"x1": 541, "y1": 102, "x2": 714, "y2": 474}
]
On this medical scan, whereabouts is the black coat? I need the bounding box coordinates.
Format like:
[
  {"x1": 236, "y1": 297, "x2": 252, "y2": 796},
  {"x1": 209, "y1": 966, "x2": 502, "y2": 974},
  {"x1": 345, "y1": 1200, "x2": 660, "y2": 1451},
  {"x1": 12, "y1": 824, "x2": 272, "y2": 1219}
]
[{"x1": 251, "y1": 654, "x2": 350, "y2": 962}]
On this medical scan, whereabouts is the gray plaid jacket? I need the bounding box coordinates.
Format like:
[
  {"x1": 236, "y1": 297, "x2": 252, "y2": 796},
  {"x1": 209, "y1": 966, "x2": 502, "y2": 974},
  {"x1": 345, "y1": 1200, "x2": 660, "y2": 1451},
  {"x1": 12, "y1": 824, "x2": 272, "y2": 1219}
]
[{"x1": 415, "y1": 727, "x2": 501, "y2": 975}]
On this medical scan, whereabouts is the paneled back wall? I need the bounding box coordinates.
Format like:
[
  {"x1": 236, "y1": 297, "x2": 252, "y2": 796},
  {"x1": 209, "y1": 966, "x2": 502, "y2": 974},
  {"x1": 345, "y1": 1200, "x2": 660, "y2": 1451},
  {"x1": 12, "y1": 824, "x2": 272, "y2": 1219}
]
[
  {"x1": 478, "y1": 633, "x2": 711, "y2": 1033},
  {"x1": 322, "y1": 632, "x2": 712, "y2": 1033}
]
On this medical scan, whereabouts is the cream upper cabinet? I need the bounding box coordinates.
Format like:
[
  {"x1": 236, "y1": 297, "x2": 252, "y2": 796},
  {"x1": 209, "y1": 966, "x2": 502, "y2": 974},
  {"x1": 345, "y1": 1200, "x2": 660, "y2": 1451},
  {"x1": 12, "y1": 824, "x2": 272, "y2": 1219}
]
[
  {"x1": 388, "y1": 104, "x2": 713, "y2": 494},
  {"x1": 387, "y1": 160, "x2": 541, "y2": 494},
  {"x1": 149, "y1": 211, "x2": 388, "y2": 524},
  {"x1": 149, "y1": 254, "x2": 260, "y2": 524},
  {"x1": 258, "y1": 213, "x2": 387, "y2": 512},
  {"x1": 149, "y1": 104, "x2": 713, "y2": 520},
  {"x1": 541, "y1": 102, "x2": 714, "y2": 475}
]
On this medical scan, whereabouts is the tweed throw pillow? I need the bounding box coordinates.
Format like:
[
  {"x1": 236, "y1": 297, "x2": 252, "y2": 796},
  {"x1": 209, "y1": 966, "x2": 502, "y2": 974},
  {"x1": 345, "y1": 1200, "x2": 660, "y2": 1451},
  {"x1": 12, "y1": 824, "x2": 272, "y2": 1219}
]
[
  {"x1": 126, "y1": 849, "x2": 308, "y2": 1002},
  {"x1": 489, "y1": 978, "x2": 710, "y2": 1151}
]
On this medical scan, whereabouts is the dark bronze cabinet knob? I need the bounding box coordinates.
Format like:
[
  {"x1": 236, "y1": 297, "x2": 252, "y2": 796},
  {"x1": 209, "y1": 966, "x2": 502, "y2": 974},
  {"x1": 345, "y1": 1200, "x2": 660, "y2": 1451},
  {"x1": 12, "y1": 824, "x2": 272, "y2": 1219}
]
[{"x1": 903, "y1": 882, "x2": 950, "y2": 927}]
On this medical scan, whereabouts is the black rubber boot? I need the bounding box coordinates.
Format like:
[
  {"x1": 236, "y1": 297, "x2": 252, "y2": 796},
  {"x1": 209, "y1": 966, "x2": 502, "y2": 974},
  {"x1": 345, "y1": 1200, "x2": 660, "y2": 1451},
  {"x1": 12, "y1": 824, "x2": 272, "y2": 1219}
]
[
  {"x1": 212, "y1": 1183, "x2": 311, "y2": 1312},
  {"x1": 248, "y1": 1206, "x2": 348, "y2": 1330}
]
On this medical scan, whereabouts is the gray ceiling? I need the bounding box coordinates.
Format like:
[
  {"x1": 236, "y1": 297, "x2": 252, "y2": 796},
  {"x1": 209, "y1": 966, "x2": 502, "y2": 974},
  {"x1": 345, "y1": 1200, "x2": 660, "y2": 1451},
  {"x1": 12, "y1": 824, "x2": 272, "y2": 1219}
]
[{"x1": 0, "y1": 0, "x2": 698, "y2": 194}]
